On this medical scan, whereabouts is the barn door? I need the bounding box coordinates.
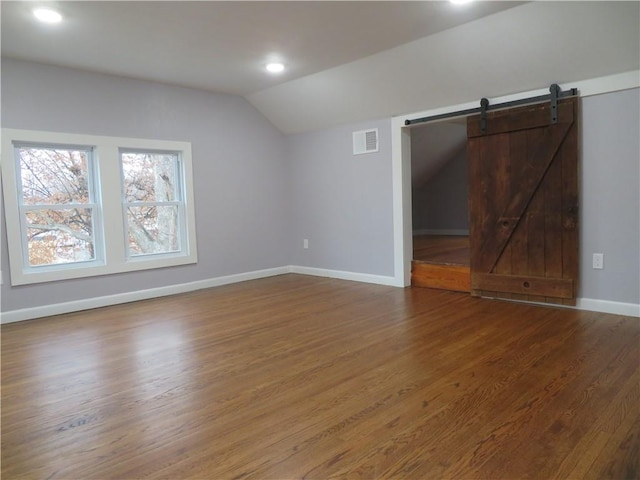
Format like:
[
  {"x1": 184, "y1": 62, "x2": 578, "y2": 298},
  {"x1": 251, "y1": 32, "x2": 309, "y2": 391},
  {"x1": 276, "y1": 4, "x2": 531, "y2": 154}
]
[{"x1": 467, "y1": 97, "x2": 578, "y2": 306}]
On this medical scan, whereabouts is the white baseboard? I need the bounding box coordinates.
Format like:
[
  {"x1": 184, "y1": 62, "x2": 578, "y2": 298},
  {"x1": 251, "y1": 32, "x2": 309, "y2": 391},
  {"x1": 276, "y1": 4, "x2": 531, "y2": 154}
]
[
  {"x1": 576, "y1": 298, "x2": 640, "y2": 317},
  {"x1": 2, "y1": 266, "x2": 636, "y2": 323},
  {"x1": 484, "y1": 295, "x2": 640, "y2": 318},
  {"x1": 0, "y1": 265, "x2": 399, "y2": 324},
  {"x1": 0, "y1": 266, "x2": 291, "y2": 324},
  {"x1": 290, "y1": 265, "x2": 400, "y2": 287},
  {"x1": 413, "y1": 229, "x2": 469, "y2": 236}
]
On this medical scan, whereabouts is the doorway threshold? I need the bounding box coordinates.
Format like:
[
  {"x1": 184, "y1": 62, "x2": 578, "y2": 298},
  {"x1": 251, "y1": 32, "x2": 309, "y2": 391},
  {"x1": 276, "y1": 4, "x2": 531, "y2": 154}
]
[{"x1": 411, "y1": 261, "x2": 470, "y2": 293}]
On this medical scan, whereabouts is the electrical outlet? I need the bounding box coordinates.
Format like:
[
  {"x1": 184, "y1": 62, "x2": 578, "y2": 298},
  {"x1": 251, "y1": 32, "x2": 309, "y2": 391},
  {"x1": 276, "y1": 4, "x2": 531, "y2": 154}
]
[
  {"x1": 303, "y1": 239, "x2": 309, "y2": 249},
  {"x1": 593, "y1": 253, "x2": 604, "y2": 269}
]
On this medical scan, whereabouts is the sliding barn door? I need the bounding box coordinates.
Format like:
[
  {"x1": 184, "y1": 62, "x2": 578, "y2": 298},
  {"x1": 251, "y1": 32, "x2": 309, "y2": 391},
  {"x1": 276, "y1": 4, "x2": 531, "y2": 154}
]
[{"x1": 467, "y1": 97, "x2": 579, "y2": 306}]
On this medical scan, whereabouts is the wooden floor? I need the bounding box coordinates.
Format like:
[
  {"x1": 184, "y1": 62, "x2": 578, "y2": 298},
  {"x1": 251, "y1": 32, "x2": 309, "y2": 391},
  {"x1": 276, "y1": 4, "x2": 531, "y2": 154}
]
[
  {"x1": 2, "y1": 274, "x2": 639, "y2": 479},
  {"x1": 413, "y1": 235, "x2": 470, "y2": 266}
]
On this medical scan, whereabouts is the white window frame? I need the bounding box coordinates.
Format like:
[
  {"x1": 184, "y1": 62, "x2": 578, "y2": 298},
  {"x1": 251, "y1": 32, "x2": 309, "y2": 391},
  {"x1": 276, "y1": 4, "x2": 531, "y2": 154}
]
[{"x1": 1, "y1": 129, "x2": 198, "y2": 286}]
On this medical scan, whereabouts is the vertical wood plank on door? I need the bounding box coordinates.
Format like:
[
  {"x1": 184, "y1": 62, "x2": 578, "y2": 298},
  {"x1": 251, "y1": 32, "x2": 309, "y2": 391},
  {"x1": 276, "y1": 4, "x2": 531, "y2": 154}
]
[
  {"x1": 544, "y1": 130, "x2": 565, "y2": 305},
  {"x1": 479, "y1": 134, "x2": 500, "y2": 299},
  {"x1": 492, "y1": 132, "x2": 513, "y2": 300},
  {"x1": 509, "y1": 129, "x2": 530, "y2": 301},
  {"x1": 526, "y1": 127, "x2": 548, "y2": 303},
  {"x1": 561, "y1": 100, "x2": 579, "y2": 306}
]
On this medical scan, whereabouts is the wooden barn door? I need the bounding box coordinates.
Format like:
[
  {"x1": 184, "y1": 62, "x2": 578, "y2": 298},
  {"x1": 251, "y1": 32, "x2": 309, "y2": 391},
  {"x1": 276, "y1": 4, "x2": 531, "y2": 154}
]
[{"x1": 467, "y1": 97, "x2": 578, "y2": 306}]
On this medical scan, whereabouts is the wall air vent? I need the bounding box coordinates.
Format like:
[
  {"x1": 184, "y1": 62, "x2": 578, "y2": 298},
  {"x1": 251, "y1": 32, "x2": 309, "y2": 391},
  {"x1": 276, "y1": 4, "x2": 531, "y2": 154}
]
[{"x1": 352, "y1": 128, "x2": 379, "y2": 155}]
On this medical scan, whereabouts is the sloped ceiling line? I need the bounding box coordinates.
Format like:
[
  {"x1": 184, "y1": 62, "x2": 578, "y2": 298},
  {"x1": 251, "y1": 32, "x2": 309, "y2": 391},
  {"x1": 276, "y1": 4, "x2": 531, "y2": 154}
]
[
  {"x1": 248, "y1": 1, "x2": 640, "y2": 133},
  {"x1": 412, "y1": 142, "x2": 467, "y2": 191},
  {"x1": 411, "y1": 121, "x2": 467, "y2": 189}
]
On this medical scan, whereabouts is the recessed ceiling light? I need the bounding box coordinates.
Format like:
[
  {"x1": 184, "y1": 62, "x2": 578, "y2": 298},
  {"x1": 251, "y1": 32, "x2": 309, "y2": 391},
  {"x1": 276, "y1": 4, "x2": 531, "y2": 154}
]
[
  {"x1": 449, "y1": 0, "x2": 474, "y2": 4},
  {"x1": 33, "y1": 8, "x2": 62, "y2": 23},
  {"x1": 266, "y1": 63, "x2": 285, "y2": 74}
]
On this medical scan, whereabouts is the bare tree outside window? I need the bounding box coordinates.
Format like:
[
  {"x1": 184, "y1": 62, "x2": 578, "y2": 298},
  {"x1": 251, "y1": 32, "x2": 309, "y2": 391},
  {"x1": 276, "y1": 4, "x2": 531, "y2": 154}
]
[
  {"x1": 17, "y1": 146, "x2": 96, "y2": 266},
  {"x1": 121, "y1": 152, "x2": 181, "y2": 256}
]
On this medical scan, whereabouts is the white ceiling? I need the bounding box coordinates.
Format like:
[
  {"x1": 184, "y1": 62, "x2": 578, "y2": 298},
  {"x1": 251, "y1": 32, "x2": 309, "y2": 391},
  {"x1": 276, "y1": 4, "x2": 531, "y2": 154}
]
[
  {"x1": 249, "y1": 1, "x2": 640, "y2": 133},
  {"x1": 1, "y1": 1, "x2": 522, "y2": 95},
  {"x1": 2, "y1": 1, "x2": 639, "y2": 134}
]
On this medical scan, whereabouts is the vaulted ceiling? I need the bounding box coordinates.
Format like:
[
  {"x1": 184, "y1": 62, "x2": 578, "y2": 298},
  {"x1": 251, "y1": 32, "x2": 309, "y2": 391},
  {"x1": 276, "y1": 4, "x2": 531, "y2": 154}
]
[{"x1": 2, "y1": 1, "x2": 639, "y2": 134}]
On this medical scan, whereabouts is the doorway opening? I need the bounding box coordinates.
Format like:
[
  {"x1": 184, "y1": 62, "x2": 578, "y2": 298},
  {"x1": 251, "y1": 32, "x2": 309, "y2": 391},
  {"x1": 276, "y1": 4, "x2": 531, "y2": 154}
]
[{"x1": 409, "y1": 117, "x2": 471, "y2": 292}]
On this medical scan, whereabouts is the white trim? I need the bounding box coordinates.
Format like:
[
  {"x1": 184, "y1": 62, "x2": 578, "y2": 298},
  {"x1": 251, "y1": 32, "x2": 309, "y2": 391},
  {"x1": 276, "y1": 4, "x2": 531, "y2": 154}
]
[
  {"x1": 485, "y1": 296, "x2": 640, "y2": 318},
  {"x1": 576, "y1": 298, "x2": 640, "y2": 318},
  {"x1": 0, "y1": 266, "x2": 291, "y2": 324},
  {"x1": 391, "y1": 71, "x2": 640, "y2": 288},
  {"x1": 1, "y1": 266, "x2": 637, "y2": 324},
  {"x1": 290, "y1": 265, "x2": 399, "y2": 287},
  {"x1": 566, "y1": 70, "x2": 640, "y2": 97},
  {"x1": 0, "y1": 265, "x2": 398, "y2": 324},
  {"x1": 413, "y1": 229, "x2": 469, "y2": 236},
  {"x1": 391, "y1": 122, "x2": 412, "y2": 287}
]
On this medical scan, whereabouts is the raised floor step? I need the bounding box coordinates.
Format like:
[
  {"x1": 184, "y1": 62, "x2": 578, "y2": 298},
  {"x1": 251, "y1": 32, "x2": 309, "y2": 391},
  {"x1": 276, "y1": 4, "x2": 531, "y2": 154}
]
[{"x1": 411, "y1": 261, "x2": 470, "y2": 292}]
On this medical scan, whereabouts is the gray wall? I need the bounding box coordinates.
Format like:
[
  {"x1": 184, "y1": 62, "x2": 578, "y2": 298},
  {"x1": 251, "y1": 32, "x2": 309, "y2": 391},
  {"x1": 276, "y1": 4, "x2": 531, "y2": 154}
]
[
  {"x1": 1, "y1": 58, "x2": 290, "y2": 312},
  {"x1": 1, "y1": 58, "x2": 637, "y2": 313},
  {"x1": 580, "y1": 88, "x2": 639, "y2": 304},
  {"x1": 412, "y1": 148, "x2": 469, "y2": 233},
  {"x1": 288, "y1": 119, "x2": 394, "y2": 276}
]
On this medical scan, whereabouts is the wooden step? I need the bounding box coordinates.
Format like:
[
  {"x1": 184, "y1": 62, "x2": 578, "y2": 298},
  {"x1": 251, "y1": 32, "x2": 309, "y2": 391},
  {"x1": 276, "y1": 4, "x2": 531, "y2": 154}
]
[{"x1": 411, "y1": 261, "x2": 470, "y2": 292}]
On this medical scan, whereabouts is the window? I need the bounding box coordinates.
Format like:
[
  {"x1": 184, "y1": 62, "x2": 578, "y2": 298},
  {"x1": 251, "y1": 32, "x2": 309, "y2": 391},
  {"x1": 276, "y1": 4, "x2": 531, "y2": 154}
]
[
  {"x1": 2, "y1": 129, "x2": 198, "y2": 285},
  {"x1": 15, "y1": 143, "x2": 102, "y2": 270},
  {"x1": 120, "y1": 150, "x2": 184, "y2": 258}
]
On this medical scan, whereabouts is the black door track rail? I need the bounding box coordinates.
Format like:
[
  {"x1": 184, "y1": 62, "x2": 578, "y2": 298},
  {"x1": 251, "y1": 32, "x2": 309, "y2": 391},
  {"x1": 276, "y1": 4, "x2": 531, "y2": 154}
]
[{"x1": 404, "y1": 84, "x2": 578, "y2": 134}]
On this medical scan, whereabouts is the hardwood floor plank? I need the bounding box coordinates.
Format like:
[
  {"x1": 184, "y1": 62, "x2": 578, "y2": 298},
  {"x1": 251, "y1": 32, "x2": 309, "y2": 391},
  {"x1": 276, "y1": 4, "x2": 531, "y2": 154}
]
[
  {"x1": 207, "y1": 303, "x2": 564, "y2": 479},
  {"x1": 551, "y1": 370, "x2": 640, "y2": 480},
  {"x1": 322, "y1": 311, "x2": 592, "y2": 479},
  {"x1": 412, "y1": 235, "x2": 470, "y2": 266},
  {"x1": 447, "y1": 316, "x2": 639, "y2": 480},
  {"x1": 2, "y1": 274, "x2": 638, "y2": 479},
  {"x1": 586, "y1": 414, "x2": 640, "y2": 480}
]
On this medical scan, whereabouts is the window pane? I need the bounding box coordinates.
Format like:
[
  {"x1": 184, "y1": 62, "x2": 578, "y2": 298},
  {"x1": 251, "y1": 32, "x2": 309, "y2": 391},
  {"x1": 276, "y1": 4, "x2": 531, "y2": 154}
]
[
  {"x1": 121, "y1": 152, "x2": 178, "y2": 203},
  {"x1": 25, "y1": 208, "x2": 95, "y2": 266},
  {"x1": 18, "y1": 147, "x2": 90, "y2": 205},
  {"x1": 127, "y1": 205, "x2": 179, "y2": 255}
]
